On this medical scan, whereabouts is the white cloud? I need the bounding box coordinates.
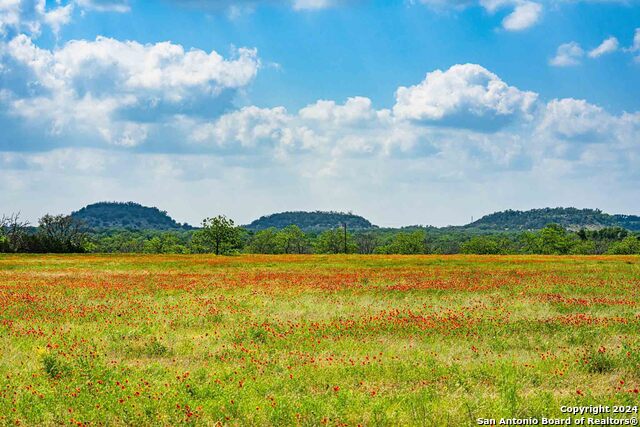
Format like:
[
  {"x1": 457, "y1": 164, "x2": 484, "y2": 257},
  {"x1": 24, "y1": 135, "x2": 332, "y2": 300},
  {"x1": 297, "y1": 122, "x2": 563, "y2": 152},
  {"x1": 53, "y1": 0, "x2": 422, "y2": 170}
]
[
  {"x1": 0, "y1": 1, "x2": 21, "y2": 36},
  {"x1": 588, "y1": 36, "x2": 619, "y2": 58},
  {"x1": 393, "y1": 63, "x2": 537, "y2": 129},
  {"x1": 551, "y1": 33, "x2": 634, "y2": 66},
  {"x1": 418, "y1": 0, "x2": 543, "y2": 30},
  {"x1": 41, "y1": 3, "x2": 74, "y2": 35},
  {"x1": 190, "y1": 98, "x2": 401, "y2": 160},
  {"x1": 166, "y1": 0, "x2": 338, "y2": 15},
  {"x1": 299, "y1": 96, "x2": 388, "y2": 125},
  {"x1": 191, "y1": 106, "x2": 292, "y2": 148},
  {"x1": 538, "y1": 98, "x2": 613, "y2": 140},
  {"x1": 292, "y1": 0, "x2": 333, "y2": 10},
  {"x1": 533, "y1": 98, "x2": 640, "y2": 181},
  {"x1": 630, "y1": 28, "x2": 640, "y2": 61},
  {"x1": 74, "y1": 0, "x2": 130, "y2": 13},
  {"x1": 0, "y1": 34, "x2": 260, "y2": 146},
  {"x1": 3, "y1": 43, "x2": 636, "y2": 176},
  {"x1": 0, "y1": 0, "x2": 130, "y2": 39},
  {"x1": 550, "y1": 42, "x2": 584, "y2": 66},
  {"x1": 0, "y1": 0, "x2": 74, "y2": 37},
  {"x1": 48, "y1": 37, "x2": 259, "y2": 95},
  {"x1": 184, "y1": 67, "x2": 639, "y2": 190},
  {"x1": 501, "y1": 1, "x2": 542, "y2": 30},
  {"x1": 416, "y1": 0, "x2": 475, "y2": 8}
]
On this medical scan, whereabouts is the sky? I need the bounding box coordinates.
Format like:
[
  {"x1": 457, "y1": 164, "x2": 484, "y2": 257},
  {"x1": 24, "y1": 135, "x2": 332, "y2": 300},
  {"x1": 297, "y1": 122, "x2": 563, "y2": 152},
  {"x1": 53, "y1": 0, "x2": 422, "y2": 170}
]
[{"x1": 0, "y1": 0, "x2": 639, "y2": 227}]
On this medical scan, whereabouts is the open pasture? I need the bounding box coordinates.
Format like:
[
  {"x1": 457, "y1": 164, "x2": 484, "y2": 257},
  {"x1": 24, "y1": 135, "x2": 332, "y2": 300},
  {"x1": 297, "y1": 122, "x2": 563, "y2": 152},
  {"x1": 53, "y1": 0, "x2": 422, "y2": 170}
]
[{"x1": 0, "y1": 254, "x2": 639, "y2": 426}]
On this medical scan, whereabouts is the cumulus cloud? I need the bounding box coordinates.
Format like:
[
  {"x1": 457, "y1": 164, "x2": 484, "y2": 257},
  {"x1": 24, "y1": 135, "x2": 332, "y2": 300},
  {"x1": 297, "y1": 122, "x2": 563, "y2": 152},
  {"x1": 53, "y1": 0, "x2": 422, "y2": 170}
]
[
  {"x1": 538, "y1": 98, "x2": 613, "y2": 140},
  {"x1": 588, "y1": 36, "x2": 619, "y2": 58},
  {"x1": 551, "y1": 33, "x2": 634, "y2": 66},
  {"x1": 74, "y1": 0, "x2": 130, "y2": 12},
  {"x1": 3, "y1": 41, "x2": 635, "y2": 176},
  {"x1": 41, "y1": 3, "x2": 74, "y2": 35},
  {"x1": 0, "y1": 34, "x2": 260, "y2": 146},
  {"x1": 418, "y1": 0, "x2": 543, "y2": 30},
  {"x1": 630, "y1": 28, "x2": 640, "y2": 61},
  {"x1": 537, "y1": 98, "x2": 640, "y2": 150},
  {"x1": 165, "y1": 0, "x2": 338, "y2": 15},
  {"x1": 292, "y1": 0, "x2": 334, "y2": 10},
  {"x1": 533, "y1": 97, "x2": 640, "y2": 178},
  {"x1": 0, "y1": 0, "x2": 130, "y2": 39},
  {"x1": 190, "y1": 98, "x2": 402, "y2": 161},
  {"x1": 416, "y1": 0, "x2": 474, "y2": 8},
  {"x1": 191, "y1": 106, "x2": 293, "y2": 148},
  {"x1": 299, "y1": 97, "x2": 388, "y2": 125},
  {"x1": 183, "y1": 66, "x2": 638, "y2": 186},
  {"x1": 393, "y1": 64, "x2": 538, "y2": 130},
  {"x1": 550, "y1": 42, "x2": 584, "y2": 66},
  {"x1": 501, "y1": 1, "x2": 542, "y2": 31},
  {"x1": 0, "y1": 0, "x2": 74, "y2": 37}
]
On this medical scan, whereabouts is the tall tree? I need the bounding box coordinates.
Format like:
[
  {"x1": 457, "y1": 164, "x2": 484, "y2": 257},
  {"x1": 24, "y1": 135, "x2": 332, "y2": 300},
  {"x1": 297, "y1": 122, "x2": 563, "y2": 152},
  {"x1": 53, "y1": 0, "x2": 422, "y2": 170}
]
[
  {"x1": 539, "y1": 223, "x2": 574, "y2": 255},
  {"x1": 0, "y1": 213, "x2": 30, "y2": 253},
  {"x1": 355, "y1": 232, "x2": 379, "y2": 254},
  {"x1": 314, "y1": 228, "x2": 356, "y2": 254},
  {"x1": 278, "y1": 225, "x2": 307, "y2": 254},
  {"x1": 249, "y1": 228, "x2": 282, "y2": 254},
  {"x1": 199, "y1": 215, "x2": 240, "y2": 255},
  {"x1": 37, "y1": 214, "x2": 86, "y2": 253},
  {"x1": 381, "y1": 230, "x2": 426, "y2": 254}
]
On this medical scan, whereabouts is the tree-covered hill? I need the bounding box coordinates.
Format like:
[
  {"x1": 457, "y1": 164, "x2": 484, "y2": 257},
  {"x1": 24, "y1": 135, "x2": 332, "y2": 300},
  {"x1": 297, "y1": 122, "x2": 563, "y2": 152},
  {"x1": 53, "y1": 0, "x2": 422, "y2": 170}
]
[
  {"x1": 466, "y1": 208, "x2": 640, "y2": 231},
  {"x1": 245, "y1": 211, "x2": 376, "y2": 232},
  {"x1": 66, "y1": 204, "x2": 639, "y2": 233},
  {"x1": 71, "y1": 202, "x2": 192, "y2": 230}
]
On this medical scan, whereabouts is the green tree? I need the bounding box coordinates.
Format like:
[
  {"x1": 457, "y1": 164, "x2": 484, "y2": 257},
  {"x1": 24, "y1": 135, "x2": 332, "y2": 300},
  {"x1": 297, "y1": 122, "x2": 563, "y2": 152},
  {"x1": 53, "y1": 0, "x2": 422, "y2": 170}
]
[
  {"x1": 278, "y1": 225, "x2": 308, "y2": 254},
  {"x1": 143, "y1": 233, "x2": 189, "y2": 254},
  {"x1": 355, "y1": 232, "x2": 379, "y2": 254},
  {"x1": 520, "y1": 231, "x2": 542, "y2": 254},
  {"x1": 460, "y1": 236, "x2": 502, "y2": 254},
  {"x1": 314, "y1": 228, "x2": 356, "y2": 254},
  {"x1": 37, "y1": 214, "x2": 86, "y2": 253},
  {"x1": 0, "y1": 213, "x2": 30, "y2": 253},
  {"x1": 198, "y1": 215, "x2": 241, "y2": 255},
  {"x1": 538, "y1": 223, "x2": 574, "y2": 254},
  {"x1": 607, "y1": 236, "x2": 640, "y2": 254},
  {"x1": 379, "y1": 230, "x2": 426, "y2": 254},
  {"x1": 570, "y1": 240, "x2": 597, "y2": 255},
  {"x1": 249, "y1": 228, "x2": 282, "y2": 254}
]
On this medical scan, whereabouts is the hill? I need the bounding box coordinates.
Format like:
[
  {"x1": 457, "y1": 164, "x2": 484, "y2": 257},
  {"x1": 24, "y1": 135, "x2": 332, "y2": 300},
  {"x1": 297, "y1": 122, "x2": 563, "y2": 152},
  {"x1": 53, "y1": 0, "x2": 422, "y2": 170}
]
[
  {"x1": 245, "y1": 211, "x2": 376, "y2": 232},
  {"x1": 71, "y1": 202, "x2": 192, "y2": 230},
  {"x1": 466, "y1": 207, "x2": 640, "y2": 231}
]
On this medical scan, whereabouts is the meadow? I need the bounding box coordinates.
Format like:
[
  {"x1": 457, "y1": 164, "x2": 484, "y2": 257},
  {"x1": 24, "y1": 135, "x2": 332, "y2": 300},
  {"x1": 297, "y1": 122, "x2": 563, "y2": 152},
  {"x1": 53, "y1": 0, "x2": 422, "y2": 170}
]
[{"x1": 0, "y1": 254, "x2": 638, "y2": 426}]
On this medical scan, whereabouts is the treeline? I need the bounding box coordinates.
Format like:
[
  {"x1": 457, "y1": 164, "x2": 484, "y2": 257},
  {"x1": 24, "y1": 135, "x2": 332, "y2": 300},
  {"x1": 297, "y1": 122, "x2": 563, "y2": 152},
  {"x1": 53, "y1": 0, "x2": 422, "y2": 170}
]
[
  {"x1": 0, "y1": 214, "x2": 86, "y2": 253},
  {"x1": 2, "y1": 213, "x2": 640, "y2": 255}
]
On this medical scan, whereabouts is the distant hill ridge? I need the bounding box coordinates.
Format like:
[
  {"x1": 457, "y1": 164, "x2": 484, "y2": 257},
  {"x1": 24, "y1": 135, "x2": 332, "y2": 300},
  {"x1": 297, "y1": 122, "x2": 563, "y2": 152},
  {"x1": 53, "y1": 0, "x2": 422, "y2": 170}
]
[
  {"x1": 68, "y1": 203, "x2": 640, "y2": 232},
  {"x1": 466, "y1": 207, "x2": 640, "y2": 231},
  {"x1": 71, "y1": 202, "x2": 192, "y2": 230},
  {"x1": 245, "y1": 211, "x2": 376, "y2": 232}
]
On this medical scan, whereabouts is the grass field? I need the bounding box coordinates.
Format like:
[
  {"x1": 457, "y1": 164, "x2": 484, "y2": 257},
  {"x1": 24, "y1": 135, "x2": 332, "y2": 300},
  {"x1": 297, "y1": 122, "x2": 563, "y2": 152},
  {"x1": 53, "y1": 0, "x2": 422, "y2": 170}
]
[{"x1": 0, "y1": 254, "x2": 639, "y2": 426}]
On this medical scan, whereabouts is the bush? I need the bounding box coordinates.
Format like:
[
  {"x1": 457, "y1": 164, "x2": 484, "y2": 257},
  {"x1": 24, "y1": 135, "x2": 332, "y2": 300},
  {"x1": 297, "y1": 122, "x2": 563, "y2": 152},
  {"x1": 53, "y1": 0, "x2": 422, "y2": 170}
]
[
  {"x1": 608, "y1": 236, "x2": 640, "y2": 254},
  {"x1": 42, "y1": 354, "x2": 68, "y2": 379}
]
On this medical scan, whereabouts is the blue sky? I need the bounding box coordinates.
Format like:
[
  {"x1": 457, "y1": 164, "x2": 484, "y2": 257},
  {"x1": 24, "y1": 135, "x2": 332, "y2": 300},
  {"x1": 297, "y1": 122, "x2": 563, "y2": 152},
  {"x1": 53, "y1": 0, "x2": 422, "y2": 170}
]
[{"x1": 1, "y1": 0, "x2": 639, "y2": 226}]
